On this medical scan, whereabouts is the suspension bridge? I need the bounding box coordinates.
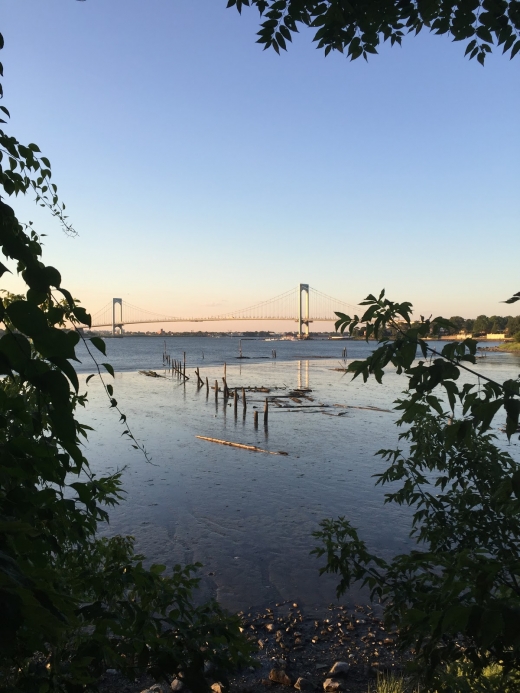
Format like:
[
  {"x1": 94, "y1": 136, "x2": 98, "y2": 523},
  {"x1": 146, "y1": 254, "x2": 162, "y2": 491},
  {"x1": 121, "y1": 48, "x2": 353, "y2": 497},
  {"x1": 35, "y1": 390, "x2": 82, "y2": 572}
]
[{"x1": 89, "y1": 284, "x2": 357, "y2": 338}]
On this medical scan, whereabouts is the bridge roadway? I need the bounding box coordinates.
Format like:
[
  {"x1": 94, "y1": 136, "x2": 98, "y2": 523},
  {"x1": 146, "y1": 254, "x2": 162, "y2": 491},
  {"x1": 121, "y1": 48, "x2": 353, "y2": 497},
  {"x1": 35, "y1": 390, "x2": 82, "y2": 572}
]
[{"x1": 91, "y1": 316, "x2": 334, "y2": 327}]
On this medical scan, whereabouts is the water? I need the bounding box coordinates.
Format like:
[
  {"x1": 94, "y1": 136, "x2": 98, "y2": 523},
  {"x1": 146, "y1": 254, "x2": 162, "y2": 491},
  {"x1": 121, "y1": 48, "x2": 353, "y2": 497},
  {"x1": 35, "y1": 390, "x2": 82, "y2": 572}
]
[
  {"x1": 75, "y1": 334, "x2": 380, "y2": 373},
  {"x1": 75, "y1": 337, "x2": 520, "y2": 612}
]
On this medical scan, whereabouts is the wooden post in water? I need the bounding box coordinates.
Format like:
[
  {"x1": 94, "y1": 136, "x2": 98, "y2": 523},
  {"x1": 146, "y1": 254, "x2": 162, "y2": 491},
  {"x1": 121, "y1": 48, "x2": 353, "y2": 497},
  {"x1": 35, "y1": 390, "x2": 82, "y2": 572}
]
[
  {"x1": 214, "y1": 379, "x2": 218, "y2": 400},
  {"x1": 234, "y1": 389, "x2": 238, "y2": 416},
  {"x1": 254, "y1": 410, "x2": 258, "y2": 427},
  {"x1": 264, "y1": 398, "x2": 269, "y2": 426},
  {"x1": 242, "y1": 387, "x2": 246, "y2": 408},
  {"x1": 223, "y1": 377, "x2": 229, "y2": 399},
  {"x1": 206, "y1": 376, "x2": 209, "y2": 394},
  {"x1": 224, "y1": 362, "x2": 227, "y2": 381}
]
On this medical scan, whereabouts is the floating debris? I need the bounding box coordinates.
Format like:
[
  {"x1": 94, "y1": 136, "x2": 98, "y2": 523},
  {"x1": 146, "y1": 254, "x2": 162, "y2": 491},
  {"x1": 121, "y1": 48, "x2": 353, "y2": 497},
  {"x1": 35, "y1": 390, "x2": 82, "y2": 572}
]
[
  {"x1": 196, "y1": 436, "x2": 288, "y2": 456},
  {"x1": 138, "y1": 370, "x2": 165, "y2": 378}
]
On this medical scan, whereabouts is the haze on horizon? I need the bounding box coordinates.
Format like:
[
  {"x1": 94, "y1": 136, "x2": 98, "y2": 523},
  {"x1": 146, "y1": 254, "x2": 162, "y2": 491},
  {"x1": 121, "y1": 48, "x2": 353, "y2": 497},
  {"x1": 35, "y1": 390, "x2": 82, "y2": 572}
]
[{"x1": 2, "y1": 0, "x2": 519, "y2": 332}]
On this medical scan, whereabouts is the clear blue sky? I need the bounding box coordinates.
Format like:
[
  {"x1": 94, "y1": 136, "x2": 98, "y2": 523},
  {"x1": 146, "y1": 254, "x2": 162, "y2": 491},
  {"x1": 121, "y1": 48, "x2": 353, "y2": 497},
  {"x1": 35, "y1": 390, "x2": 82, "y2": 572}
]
[{"x1": 2, "y1": 0, "x2": 519, "y2": 328}]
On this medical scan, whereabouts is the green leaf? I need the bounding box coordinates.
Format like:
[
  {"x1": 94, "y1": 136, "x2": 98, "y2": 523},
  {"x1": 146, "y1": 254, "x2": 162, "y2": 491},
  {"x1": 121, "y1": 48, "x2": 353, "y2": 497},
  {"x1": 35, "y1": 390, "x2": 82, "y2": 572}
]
[
  {"x1": 49, "y1": 356, "x2": 80, "y2": 393},
  {"x1": 102, "y1": 362, "x2": 114, "y2": 377},
  {"x1": 0, "y1": 333, "x2": 32, "y2": 371},
  {"x1": 504, "y1": 399, "x2": 520, "y2": 440},
  {"x1": 89, "y1": 337, "x2": 106, "y2": 356},
  {"x1": 72, "y1": 306, "x2": 91, "y2": 327},
  {"x1": 6, "y1": 300, "x2": 48, "y2": 338},
  {"x1": 33, "y1": 329, "x2": 79, "y2": 361}
]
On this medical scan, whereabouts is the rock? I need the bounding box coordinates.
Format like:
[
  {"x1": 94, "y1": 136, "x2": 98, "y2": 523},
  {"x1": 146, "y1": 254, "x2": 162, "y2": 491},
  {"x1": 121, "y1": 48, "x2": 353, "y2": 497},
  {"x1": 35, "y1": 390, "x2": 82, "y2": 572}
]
[
  {"x1": 322, "y1": 679, "x2": 346, "y2": 692},
  {"x1": 269, "y1": 669, "x2": 293, "y2": 686},
  {"x1": 204, "y1": 661, "x2": 215, "y2": 675},
  {"x1": 211, "y1": 683, "x2": 227, "y2": 693},
  {"x1": 106, "y1": 669, "x2": 118, "y2": 675},
  {"x1": 294, "y1": 677, "x2": 315, "y2": 691},
  {"x1": 266, "y1": 623, "x2": 276, "y2": 632},
  {"x1": 314, "y1": 664, "x2": 328, "y2": 671},
  {"x1": 328, "y1": 662, "x2": 350, "y2": 677},
  {"x1": 142, "y1": 687, "x2": 166, "y2": 693},
  {"x1": 171, "y1": 679, "x2": 185, "y2": 692},
  {"x1": 272, "y1": 658, "x2": 287, "y2": 669}
]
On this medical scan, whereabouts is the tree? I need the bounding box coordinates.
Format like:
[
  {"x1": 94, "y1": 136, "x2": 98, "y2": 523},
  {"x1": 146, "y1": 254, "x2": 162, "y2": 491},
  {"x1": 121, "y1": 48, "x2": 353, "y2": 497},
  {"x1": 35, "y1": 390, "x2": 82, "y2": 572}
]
[
  {"x1": 448, "y1": 316, "x2": 466, "y2": 334},
  {"x1": 473, "y1": 314, "x2": 492, "y2": 334},
  {"x1": 229, "y1": 0, "x2": 520, "y2": 64},
  {"x1": 314, "y1": 292, "x2": 520, "y2": 689},
  {"x1": 506, "y1": 315, "x2": 520, "y2": 336},
  {"x1": 0, "y1": 31, "x2": 250, "y2": 692},
  {"x1": 489, "y1": 315, "x2": 507, "y2": 333}
]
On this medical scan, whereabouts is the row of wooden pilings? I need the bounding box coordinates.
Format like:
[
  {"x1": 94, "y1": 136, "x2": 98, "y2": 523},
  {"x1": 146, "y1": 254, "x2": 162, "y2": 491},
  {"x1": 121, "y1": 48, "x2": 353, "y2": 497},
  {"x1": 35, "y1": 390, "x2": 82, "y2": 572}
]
[{"x1": 162, "y1": 350, "x2": 268, "y2": 427}]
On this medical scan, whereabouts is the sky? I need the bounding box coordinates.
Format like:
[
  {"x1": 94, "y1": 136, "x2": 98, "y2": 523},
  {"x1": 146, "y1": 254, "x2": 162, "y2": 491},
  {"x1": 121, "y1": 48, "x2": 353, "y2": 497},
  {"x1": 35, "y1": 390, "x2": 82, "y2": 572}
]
[{"x1": 2, "y1": 0, "x2": 519, "y2": 331}]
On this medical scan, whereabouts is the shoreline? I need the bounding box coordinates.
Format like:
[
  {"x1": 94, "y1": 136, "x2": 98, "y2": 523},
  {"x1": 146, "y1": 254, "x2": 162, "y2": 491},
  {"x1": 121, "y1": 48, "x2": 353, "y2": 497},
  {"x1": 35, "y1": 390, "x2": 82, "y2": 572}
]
[{"x1": 99, "y1": 600, "x2": 404, "y2": 693}]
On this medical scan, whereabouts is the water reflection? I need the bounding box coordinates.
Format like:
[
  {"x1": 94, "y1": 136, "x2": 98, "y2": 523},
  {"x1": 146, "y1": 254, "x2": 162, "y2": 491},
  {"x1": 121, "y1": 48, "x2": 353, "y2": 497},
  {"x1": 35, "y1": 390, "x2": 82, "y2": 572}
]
[{"x1": 297, "y1": 359, "x2": 310, "y2": 389}]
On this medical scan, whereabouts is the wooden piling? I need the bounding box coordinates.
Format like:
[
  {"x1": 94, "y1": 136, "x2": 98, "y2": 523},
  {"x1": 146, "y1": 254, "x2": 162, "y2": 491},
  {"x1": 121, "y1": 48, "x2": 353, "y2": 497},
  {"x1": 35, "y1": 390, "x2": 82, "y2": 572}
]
[
  {"x1": 206, "y1": 376, "x2": 209, "y2": 393},
  {"x1": 234, "y1": 389, "x2": 238, "y2": 416},
  {"x1": 264, "y1": 398, "x2": 269, "y2": 426},
  {"x1": 242, "y1": 387, "x2": 246, "y2": 407},
  {"x1": 214, "y1": 379, "x2": 218, "y2": 400},
  {"x1": 254, "y1": 410, "x2": 258, "y2": 427}
]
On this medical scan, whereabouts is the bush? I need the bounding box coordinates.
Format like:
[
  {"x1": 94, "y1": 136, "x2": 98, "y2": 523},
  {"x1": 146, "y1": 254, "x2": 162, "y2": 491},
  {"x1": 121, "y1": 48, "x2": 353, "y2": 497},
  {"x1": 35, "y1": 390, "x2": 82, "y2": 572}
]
[{"x1": 314, "y1": 292, "x2": 520, "y2": 690}]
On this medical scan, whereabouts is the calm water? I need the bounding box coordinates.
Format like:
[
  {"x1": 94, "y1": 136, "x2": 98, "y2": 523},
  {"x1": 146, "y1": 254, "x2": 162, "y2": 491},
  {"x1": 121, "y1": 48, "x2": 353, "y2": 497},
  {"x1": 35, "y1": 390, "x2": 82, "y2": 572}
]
[{"x1": 75, "y1": 337, "x2": 520, "y2": 612}]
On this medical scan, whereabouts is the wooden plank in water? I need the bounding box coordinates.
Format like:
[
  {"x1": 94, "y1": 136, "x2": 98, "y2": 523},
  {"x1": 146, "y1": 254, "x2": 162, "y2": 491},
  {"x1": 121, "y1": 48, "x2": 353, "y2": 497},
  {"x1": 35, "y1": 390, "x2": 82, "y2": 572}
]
[{"x1": 196, "y1": 435, "x2": 287, "y2": 456}]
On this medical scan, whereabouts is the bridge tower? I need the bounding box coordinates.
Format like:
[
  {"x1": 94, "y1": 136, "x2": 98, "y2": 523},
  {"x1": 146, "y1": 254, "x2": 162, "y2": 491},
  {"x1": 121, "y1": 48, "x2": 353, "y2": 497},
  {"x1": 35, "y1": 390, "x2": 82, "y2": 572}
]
[
  {"x1": 298, "y1": 283, "x2": 310, "y2": 339},
  {"x1": 112, "y1": 298, "x2": 123, "y2": 335}
]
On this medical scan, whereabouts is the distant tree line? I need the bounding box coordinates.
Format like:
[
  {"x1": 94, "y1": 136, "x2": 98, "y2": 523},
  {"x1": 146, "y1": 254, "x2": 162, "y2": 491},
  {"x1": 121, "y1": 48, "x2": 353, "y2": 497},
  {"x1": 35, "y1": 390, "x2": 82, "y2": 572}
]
[
  {"x1": 443, "y1": 314, "x2": 520, "y2": 336},
  {"x1": 353, "y1": 314, "x2": 520, "y2": 339}
]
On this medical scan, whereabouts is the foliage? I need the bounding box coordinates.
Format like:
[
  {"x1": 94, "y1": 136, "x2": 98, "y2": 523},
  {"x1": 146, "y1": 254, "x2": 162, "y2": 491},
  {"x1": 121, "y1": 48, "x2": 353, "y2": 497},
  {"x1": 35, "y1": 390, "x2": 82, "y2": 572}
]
[
  {"x1": 313, "y1": 290, "x2": 520, "y2": 688},
  {"x1": 228, "y1": 0, "x2": 520, "y2": 64},
  {"x1": 0, "y1": 31, "x2": 251, "y2": 692},
  {"x1": 435, "y1": 661, "x2": 520, "y2": 692},
  {"x1": 506, "y1": 316, "x2": 520, "y2": 336},
  {"x1": 369, "y1": 672, "x2": 412, "y2": 693},
  {"x1": 503, "y1": 291, "x2": 520, "y2": 305}
]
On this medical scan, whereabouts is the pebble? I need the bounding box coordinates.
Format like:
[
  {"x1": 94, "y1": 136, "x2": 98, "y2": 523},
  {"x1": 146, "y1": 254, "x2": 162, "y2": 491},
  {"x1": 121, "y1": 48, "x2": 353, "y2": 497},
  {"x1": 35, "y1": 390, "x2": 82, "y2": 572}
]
[
  {"x1": 294, "y1": 676, "x2": 315, "y2": 691},
  {"x1": 269, "y1": 669, "x2": 294, "y2": 686},
  {"x1": 328, "y1": 662, "x2": 350, "y2": 677},
  {"x1": 106, "y1": 669, "x2": 118, "y2": 675},
  {"x1": 322, "y1": 679, "x2": 347, "y2": 692},
  {"x1": 170, "y1": 679, "x2": 185, "y2": 692},
  {"x1": 211, "y1": 683, "x2": 226, "y2": 693}
]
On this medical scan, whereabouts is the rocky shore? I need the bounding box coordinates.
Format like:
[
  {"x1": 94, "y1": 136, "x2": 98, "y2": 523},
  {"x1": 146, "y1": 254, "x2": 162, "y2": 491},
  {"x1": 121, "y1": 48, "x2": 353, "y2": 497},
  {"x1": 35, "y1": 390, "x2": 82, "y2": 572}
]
[{"x1": 99, "y1": 601, "x2": 406, "y2": 693}]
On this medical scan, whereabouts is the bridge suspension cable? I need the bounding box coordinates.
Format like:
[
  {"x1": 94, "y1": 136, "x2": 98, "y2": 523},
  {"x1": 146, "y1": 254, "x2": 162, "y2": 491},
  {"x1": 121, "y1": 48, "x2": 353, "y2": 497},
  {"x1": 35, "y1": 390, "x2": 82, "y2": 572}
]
[{"x1": 209, "y1": 287, "x2": 298, "y2": 321}]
